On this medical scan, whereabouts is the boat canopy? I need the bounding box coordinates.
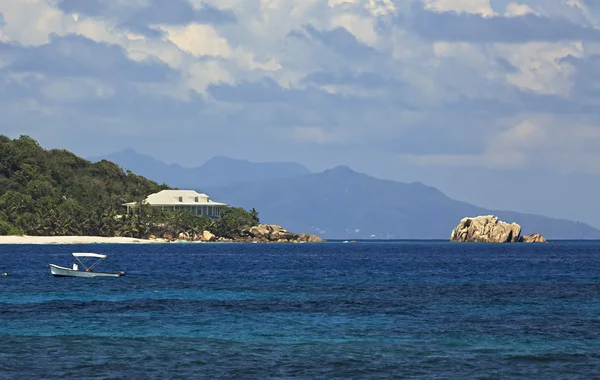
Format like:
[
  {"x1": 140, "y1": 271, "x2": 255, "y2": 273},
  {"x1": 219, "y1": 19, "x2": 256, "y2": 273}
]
[{"x1": 72, "y1": 253, "x2": 107, "y2": 259}]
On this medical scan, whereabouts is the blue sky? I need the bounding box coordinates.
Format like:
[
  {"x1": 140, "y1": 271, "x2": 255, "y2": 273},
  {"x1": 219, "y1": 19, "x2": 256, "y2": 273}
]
[{"x1": 0, "y1": 0, "x2": 599, "y2": 228}]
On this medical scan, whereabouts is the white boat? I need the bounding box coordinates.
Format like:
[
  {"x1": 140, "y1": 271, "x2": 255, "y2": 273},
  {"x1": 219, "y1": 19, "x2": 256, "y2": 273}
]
[{"x1": 49, "y1": 253, "x2": 126, "y2": 278}]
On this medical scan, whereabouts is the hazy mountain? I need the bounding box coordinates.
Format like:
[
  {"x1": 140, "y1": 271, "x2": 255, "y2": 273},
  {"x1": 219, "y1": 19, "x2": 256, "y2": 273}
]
[
  {"x1": 90, "y1": 151, "x2": 600, "y2": 239},
  {"x1": 199, "y1": 155, "x2": 311, "y2": 187},
  {"x1": 203, "y1": 166, "x2": 600, "y2": 240},
  {"x1": 88, "y1": 149, "x2": 312, "y2": 188}
]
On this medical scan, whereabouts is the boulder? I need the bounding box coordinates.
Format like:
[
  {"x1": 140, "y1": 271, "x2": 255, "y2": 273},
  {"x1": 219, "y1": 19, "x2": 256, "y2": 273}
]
[
  {"x1": 178, "y1": 232, "x2": 189, "y2": 240},
  {"x1": 202, "y1": 230, "x2": 216, "y2": 242},
  {"x1": 249, "y1": 225, "x2": 271, "y2": 239},
  {"x1": 519, "y1": 233, "x2": 547, "y2": 243},
  {"x1": 307, "y1": 234, "x2": 324, "y2": 243},
  {"x1": 268, "y1": 225, "x2": 284, "y2": 233},
  {"x1": 297, "y1": 233, "x2": 324, "y2": 242},
  {"x1": 270, "y1": 230, "x2": 298, "y2": 241},
  {"x1": 450, "y1": 215, "x2": 521, "y2": 243}
]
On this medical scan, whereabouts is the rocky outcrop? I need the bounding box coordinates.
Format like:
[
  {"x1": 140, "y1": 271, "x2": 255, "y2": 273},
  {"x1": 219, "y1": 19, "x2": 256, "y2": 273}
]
[
  {"x1": 450, "y1": 215, "x2": 521, "y2": 243},
  {"x1": 519, "y1": 233, "x2": 547, "y2": 243},
  {"x1": 241, "y1": 224, "x2": 324, "y2": 243},
  {"x1": 160, "y1": 225, "x2": 324, "y2": 243}
]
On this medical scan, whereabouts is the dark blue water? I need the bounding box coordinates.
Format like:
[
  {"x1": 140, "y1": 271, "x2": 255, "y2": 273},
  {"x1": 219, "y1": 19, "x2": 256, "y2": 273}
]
[{"x1": 1, "y1": 241, "x2": 600, "y2": 379}]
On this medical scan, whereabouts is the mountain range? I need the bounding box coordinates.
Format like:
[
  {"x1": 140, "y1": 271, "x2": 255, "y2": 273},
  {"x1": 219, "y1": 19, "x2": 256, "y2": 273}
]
[
  {"x1": 88, "y1": 148, "x2": 311, "y2": 188},
  {"x1": 89, "y1": 149, "x2": 600, "y2": 240}
]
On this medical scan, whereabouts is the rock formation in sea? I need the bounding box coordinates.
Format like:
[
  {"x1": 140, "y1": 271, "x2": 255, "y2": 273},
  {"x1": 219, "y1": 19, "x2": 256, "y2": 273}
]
[
  {"x1": 518, "y1": 233, "x2": 547, "y2": 243},
  {"x1": 239, "y1": 224, "x2": 325, "y2": 243},
  {"x1": 450, "y1": 215, "x2": 524, "y2": 243}
]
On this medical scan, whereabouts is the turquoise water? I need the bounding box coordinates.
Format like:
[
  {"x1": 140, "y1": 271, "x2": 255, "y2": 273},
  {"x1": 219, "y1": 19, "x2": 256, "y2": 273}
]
[{"x1": 1, "y1": 241, "x2": 600, "y2": 378}]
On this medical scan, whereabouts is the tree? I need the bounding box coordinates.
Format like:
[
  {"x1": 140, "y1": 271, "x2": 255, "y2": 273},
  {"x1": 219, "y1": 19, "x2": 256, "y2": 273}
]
[
  {"x1": 0, "y1": 219, "x2": 19, "y2": 235},
  {"x1": 0, "y1": 135, "x2": 265, "y2": 240},
  {"x1": 250, "y1": 208, "x2": 260, "y2": 225},
  {"x1": 211, "y1": 207, "x2": 257, "y2": 238}
]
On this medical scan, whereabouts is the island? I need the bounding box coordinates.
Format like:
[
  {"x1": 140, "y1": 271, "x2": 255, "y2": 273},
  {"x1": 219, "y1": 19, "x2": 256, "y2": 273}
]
[{"x1": 0, "y1": 135, "x2": 323, "y2": 244}]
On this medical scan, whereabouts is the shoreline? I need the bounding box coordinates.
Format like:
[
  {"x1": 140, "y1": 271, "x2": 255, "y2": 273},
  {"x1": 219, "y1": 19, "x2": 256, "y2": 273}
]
[
  {"x1": 0, "y1": 235, "x2": 322, "y2": 244},
  {"x1": 0, "y1": 236, "x2": 170, "y2": 244}
]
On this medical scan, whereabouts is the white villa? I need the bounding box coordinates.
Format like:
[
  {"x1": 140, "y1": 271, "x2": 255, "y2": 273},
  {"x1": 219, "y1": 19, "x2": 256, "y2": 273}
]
[{"x1": 123, "y1": 190, "x2": 227, "y2": 219}]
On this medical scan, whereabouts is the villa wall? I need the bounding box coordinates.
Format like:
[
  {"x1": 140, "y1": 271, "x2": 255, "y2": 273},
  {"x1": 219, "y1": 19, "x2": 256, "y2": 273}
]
[{"x1": 157, "y1": 205, "x2": 222, "y2": 218}]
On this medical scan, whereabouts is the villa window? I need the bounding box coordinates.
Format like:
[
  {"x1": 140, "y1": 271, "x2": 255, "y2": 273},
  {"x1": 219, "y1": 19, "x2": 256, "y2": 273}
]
[
  {"x1": 195, "y1": 197, "x2": 198, "y2": 202},
  {"x1": 179, "y1": 197, "x2": 183, "y2": 202}
]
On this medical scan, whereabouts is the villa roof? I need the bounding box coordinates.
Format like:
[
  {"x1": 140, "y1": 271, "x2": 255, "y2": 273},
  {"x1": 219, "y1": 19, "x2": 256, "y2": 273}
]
[{"x1": 123, "y1": 190, "x2": 227, "y2": 207}]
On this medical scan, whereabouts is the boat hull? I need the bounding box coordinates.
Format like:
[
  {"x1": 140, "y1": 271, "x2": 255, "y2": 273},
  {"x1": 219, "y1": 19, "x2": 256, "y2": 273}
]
[{"x1": 49, "y1": 264, "x2": 124, "y2": 278}]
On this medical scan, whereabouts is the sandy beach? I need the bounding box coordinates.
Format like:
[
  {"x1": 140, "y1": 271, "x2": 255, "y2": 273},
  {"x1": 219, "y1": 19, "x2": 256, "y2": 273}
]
[{"x1": 0, "y1": 235, "x2": 169, "y2": 244}]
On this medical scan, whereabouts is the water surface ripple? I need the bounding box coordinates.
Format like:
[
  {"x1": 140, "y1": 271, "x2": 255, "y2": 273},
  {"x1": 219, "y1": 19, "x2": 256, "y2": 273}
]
[{"x1": 1, "y1": 241, "x2": 599, "y2": 378}]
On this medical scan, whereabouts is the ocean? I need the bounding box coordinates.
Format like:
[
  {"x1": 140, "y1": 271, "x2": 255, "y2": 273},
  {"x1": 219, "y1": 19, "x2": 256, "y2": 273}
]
[{"x1": 1, "y1": 241, "x2": 600, "y2": 379}]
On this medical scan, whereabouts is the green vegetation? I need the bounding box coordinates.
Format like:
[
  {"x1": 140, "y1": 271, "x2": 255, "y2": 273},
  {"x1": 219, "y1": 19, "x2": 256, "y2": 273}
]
[{"x1": 0, "y1": 135, "x2": 259, "y2": 239}]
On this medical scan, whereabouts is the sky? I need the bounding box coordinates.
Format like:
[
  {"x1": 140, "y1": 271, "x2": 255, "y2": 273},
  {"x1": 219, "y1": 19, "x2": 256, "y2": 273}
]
[{"x1": 0, "y1": 0, "x2": 599, "y2": 228}]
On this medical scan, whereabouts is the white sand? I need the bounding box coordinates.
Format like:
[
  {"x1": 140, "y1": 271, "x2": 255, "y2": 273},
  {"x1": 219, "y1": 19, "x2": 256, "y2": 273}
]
[{"x1": 0, "y1": 235, "x2": 169, "y2": 244}]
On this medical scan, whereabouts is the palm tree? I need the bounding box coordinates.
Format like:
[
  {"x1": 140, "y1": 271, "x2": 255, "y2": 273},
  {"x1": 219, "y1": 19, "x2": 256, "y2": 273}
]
[{"x1": 250, "y1": 208, "x2": 260, "y2": 225}]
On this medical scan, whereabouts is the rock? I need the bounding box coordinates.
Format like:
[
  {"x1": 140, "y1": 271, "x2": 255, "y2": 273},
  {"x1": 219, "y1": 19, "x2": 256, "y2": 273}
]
[
  {"x1": 519, "y1": 233, "x2": 547, "y2": 243},
  {"x1": 202, "y1": 230, "x2": 216, "y2": 242},
  {"x1": 223, "y1": 224, "x2": 324, "y2": 243},
  {"x1": 268, "y1": 225, "x2": 284, "y2": 233},
  {"x1": 178, "y1": 232, "x2": 189, "y2": 240},
  {"x1": 249, "y1": 225, "x2": 271, "y2": 238},
  {"x1": 270, "y1": 230, "x2": 298, "y2": 241},
  {"x1": 450, "y1": 215, "x2": 521, "y2": 243},
  {"x1": 247, "y1": 224, "x2": 301, "y2": 242},
  {"x1": 148, "y1": 235, "x2": 157, "y2": 240},
  {"x1": 295, "y1": 233, "x2": 325, "y2": 243}
]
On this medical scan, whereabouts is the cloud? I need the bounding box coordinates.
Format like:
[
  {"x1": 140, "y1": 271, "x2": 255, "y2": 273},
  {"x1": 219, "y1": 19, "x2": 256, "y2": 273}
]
[
  {"x1": 303, "y1": 70, "x2": 391, "y2": 87},
  {"x1": 0, "y1": 33, "x2": 175, "y2": 82},
  {"x1": 561, "y1": 54, "x2": 600, "y2": 99},
  {"x1": 54, "y1": 0, "x2": 236, "y2": 36},
  {"x1": 0, "y1": 0, "x2": 599, "y2": 228},
  {"x1": 289, "y1": 24, "x2": 376, "y2": 59},
  {"x1": 411, "y1": 2, "x2": 600, "y2": 43}
]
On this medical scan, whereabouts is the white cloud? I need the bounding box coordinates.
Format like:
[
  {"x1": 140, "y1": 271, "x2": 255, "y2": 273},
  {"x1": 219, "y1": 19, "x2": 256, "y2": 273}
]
[
  {"x1": 424, "y1": 0, "x2": 497, "y2": 16},
  {"x1": 504, "y1": 2, "x2": 536, "y2": 17},
  {"x1": 495, "y1": 42, "x2": 584, "y2": 95},
  {"x1": 187, "y1": 60, "x2": 234, "y2": 95},
  {"x1": 0, "y1": 0, "x2": 119, "y2": 46},
  {"x1": 330, "y1": 13, "x2": 378, "y2": 46},
  {"x1": 160, "y1": 23, "x2": 233, "y2": 58}
]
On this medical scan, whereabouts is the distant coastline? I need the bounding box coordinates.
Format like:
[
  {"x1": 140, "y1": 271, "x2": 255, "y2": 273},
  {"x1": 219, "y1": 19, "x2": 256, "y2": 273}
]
[
  {"x1": 0, "y1": 236, "x2": 177, "y2": 244},
  {"x1": 0, "y1": 233, "x2": 323, "y2": 244}
]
